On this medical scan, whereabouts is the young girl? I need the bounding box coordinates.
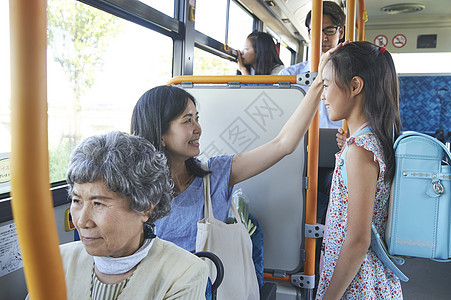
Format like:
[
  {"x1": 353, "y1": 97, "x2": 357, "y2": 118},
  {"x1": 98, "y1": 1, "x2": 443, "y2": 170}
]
[
  {"x1": 237, "y1": 30, "x2": 285, "y2": 75},
  {"x1": 317, "y1": 42, "x2": 403, "y2": 299},
  {"x1": 130, "y1": 44, "x2": 343, "y2": 253}
]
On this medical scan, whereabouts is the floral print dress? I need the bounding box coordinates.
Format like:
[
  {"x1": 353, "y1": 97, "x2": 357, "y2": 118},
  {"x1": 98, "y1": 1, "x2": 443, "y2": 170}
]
[{"x1": 316, "y1": 128, "x2": 403, "y2": 299}]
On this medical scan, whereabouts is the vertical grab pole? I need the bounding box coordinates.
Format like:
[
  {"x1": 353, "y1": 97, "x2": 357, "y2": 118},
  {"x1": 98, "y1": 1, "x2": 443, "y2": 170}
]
[
  {"x1": 341, "y1": 0, "x2": 357, "y2": 135},
  {"x1": 357, "y1": 0, "x2": 367, "y2": 41},
  {"x1": 9, "y1": 0, "x2": 67, "y2": 299},
  {"x1": 304, "y1": 0, "x2": 322, "y2": 286},
  {"x1": 346, "y1": 0, "x2": 356, "y2": 42}
]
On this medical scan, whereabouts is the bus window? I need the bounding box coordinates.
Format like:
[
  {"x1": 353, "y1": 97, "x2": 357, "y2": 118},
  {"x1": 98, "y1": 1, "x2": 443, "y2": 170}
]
[
  {"x1": 392, "y1": 52, "x2": 451, "y2": 74},
  {"x1": 193, "y1": 47, "x2": 237, "y2": 75},
  {"x1": 139, "y1": 0, "x2": 174, "y2": 17},
  {"x1": 45, "y1": 0, "x2": 173, "y2": 183},
  {"x1": 0, "y1": 0, "x2": 11, "y2": 195},
  {"x1": 279, "y1": 44, "x2": 294, "y2": 68},
  {"x1": 0, "y1": 0, "x2": 10, "y2": 157},
  {"x1": 227, "y1": 1, "x2": 254, "y2": 50},
  {"x1": 195, "y1": 0, "x2": 228, "y2": 43}
]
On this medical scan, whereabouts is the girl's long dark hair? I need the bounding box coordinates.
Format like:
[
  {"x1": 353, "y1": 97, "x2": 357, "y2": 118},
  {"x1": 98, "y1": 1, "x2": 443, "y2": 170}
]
[
  {"x1": 240, "y1": 31, "x2": 284, "y2": 75},
  {"x1": 131, "y1": 85, "x2": 209, "y2": 178},
  {"x1": 328, "y1": 41, "x2": 402, "y2": 183}
]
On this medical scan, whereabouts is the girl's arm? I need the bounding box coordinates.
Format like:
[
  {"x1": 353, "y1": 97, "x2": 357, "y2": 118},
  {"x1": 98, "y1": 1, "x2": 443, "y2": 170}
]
[
  {"x1": 322, "y1": 144, "x2": 379, "y2": 299},
  {"x1": 228, "y1": 43, "x2": 345, "y2": 187}
]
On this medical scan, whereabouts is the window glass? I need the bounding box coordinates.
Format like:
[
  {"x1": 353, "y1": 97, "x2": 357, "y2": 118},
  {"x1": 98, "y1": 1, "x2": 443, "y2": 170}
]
[
  {"x1": 195, "y1": 0, "x2": 227, "y2": 43},
  {"x1": 227, "y1": 1, "x2": 254, "y2": 50},
  {"x1": 279, "y1": 45, "x2": 293, "y2": 68},
  {"x1": 391, "y1": 53, "x2": 451, "y2": 74},
  {"x1": 46, "y1": 0, "x2": 173, "y2": 182},
  {"x1": 0, "y1": 1, "x2": 11, "y2": 194},
  {"x1": 0, "y1": 0, "x2": 174, "y2": 187},
  {"x1": 139, "y1": 0, "x2": 174, "y2": 17},
  {"x1": 193, "y1": 47, "x2": 237, "y2": 75},
  {"x1": 0, "y1": 1, "x2": 10, "y2": 152}
]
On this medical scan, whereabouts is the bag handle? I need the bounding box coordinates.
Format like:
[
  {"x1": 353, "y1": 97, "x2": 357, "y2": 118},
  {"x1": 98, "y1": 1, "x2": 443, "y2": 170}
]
[
  {"x1": 202, "y1": 161, "x2": 214, "y2": 219},
  {"x1": 201, "y1": 160, "x2": 242, "y2": 223}
]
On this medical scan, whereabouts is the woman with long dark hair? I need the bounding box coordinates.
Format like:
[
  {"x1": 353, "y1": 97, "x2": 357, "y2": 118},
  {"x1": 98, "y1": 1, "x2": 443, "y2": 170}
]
[{"x1": 237, "y1": 30, "x2": 284, "y2": 75}]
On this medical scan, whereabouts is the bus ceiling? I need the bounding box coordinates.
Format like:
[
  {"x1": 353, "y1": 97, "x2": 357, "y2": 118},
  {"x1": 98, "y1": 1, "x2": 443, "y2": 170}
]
[{"x1": 239, "y1": 0, "x2": 451, "y2": 53}]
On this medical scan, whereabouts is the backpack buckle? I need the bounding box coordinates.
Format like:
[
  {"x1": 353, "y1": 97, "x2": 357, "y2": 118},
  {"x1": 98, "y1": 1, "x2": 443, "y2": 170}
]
[{"x1": 432, "y1": 179, "x2": 444, "y2": 195}]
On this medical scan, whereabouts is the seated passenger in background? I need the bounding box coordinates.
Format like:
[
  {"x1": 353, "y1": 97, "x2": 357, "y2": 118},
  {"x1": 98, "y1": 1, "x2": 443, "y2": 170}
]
[
  {"x1": 237, "y1": 30, "x2": 285, "y2": 75},
  {"x1": 61, "y1": 131, "x2": 208, "y2": 300}
]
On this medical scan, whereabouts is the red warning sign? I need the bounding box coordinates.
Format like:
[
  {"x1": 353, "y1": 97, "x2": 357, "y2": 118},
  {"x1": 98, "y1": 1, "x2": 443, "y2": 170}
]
[
  {"x1": 374, "y1": 35, "x2": 388, "y2": 47},
  {"x1": 392, "y1": 34, "x2": 407, "y2": 48}
]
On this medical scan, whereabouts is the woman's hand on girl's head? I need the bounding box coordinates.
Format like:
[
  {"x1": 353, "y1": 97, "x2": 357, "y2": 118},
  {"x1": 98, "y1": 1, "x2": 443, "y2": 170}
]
[{"x1": 317, "y1": 40, "x2": 350, "y2": 82}]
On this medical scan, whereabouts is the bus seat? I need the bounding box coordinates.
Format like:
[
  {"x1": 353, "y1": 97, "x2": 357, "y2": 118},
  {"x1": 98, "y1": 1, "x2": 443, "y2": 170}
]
[
  {"x1": 261, "y1": 282, "x2": 277, "y2": 300},
  {"x1": 318, "y1": 128, "x2": 340, "y2": 169},
  {"x1": 249, "y1": 213, "x2": 278, "y2": 299},
  {"x1": 249, "y1": 213, "x2": 263, "y2": 290}
]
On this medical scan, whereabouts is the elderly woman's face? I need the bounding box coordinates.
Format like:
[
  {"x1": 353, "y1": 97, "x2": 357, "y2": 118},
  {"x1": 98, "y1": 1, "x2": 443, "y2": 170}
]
[{"x1": 70, "y1": 181, "x2": 150, "y2": 258}]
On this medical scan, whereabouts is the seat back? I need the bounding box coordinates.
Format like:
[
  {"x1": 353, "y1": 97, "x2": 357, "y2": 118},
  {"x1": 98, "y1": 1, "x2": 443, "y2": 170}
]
[{"x1": 184, "y1": 84, "x2": 307, "y2": 274}]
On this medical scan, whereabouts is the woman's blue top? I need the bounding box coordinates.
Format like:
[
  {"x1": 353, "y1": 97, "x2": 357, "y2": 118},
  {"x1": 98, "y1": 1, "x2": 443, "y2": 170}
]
[{"x1": 154, "y1": 155, "x2": 234, "y2": 252}]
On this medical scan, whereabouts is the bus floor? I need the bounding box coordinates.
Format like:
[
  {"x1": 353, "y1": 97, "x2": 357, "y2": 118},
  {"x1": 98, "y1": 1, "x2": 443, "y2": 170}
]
[
  {"x1": 399, "y1": 257, "x2": 451, "y2": 299},
  {"x1": 312, "y1": 241, "x2": 451, "y2": 299}
]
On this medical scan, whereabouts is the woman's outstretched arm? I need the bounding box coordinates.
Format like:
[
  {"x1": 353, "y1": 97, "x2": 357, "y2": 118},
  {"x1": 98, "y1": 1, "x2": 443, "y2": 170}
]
[{"x1": 229, "y1": 42, "x2": 346, "y2": 186}]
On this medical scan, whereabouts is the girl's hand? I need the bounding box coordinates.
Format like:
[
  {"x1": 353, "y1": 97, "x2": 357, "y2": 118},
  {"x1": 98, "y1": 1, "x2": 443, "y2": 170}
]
[
  {"x1": 336, "y1": 128, "x2": 347, "y2": 149},
  {"x1": 237, "y1": 50, "x2": 248, "y2": 74}
]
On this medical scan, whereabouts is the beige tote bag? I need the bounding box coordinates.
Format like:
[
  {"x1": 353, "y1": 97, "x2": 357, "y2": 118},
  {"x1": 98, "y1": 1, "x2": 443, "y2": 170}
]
[{"x1": 196, "y1": 164, "x2": 259, "y2": 300}]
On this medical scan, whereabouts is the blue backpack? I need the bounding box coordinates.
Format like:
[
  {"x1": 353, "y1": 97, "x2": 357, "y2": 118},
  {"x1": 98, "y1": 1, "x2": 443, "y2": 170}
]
[
  {"x1": 340, "y1": 129, "x2": 451, "y2": 282},
  {"x1": 385, "y1": 132, "x2": 451, "y2": 261}
]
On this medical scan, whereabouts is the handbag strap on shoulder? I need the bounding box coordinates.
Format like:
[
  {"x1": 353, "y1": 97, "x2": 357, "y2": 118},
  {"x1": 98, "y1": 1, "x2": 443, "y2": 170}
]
[
  {"x1": 201, "y1": 160, "x2": 242, "y2": 223},
  {"x1": 202, "y1": 160, "x2": 214, "y2": 218}
]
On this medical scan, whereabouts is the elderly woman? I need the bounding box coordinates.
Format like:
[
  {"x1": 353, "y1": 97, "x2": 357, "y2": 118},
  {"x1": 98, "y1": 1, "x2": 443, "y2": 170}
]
[{"x1": 62, "y1": 131, "x2": 208, "y2": 299}]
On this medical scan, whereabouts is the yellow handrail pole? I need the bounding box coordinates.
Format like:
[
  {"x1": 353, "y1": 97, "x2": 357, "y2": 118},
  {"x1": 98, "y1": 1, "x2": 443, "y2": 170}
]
[
  {"x1": 357, "y1": 0, "x2": 367, "y2": 41},
  {"x1": 304, "y1": 0, "x2": 322, "y2": 277},
  {"x1": 167, "y1": 75, "x2": 298, "y2": 85},
  {"x1": 9, "y1": 0, "x2": 67, "y2": 299},
  {"x1": 342, "y1": 0, "x2": 357, "y2": 135}
]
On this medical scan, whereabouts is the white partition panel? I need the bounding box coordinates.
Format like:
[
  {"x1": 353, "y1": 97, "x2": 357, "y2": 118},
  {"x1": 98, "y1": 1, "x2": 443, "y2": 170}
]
[{"x1": 184, "y1": 85, "x2": 307, "y2": 273}]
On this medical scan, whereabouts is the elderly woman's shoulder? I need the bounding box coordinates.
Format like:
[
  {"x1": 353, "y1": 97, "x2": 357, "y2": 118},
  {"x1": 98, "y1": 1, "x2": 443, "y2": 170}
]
[
  {"x1": 58, "y1": 241, "x2": 92, "y2": 274},
  {"x1": 149, "y1": 238, "x2": 206, "y2": 268},
  {"x1": 59, "y1": 240, "x2": 85, "y2": 254},
  {"x1": 152, "y1": 238, "x2": 204, "y2": 264},
  {"x1": 60, "y1": 241, "x2": 90, "y2": 259}
]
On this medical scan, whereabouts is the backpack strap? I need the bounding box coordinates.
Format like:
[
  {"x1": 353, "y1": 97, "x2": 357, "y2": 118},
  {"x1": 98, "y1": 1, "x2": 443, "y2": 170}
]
[
  {"x1": 338, "y1": 127, "x2": 409, "y2": 282},
  {"x1": 339, "y1": 126, "x2": 372, "y2": 187}
]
